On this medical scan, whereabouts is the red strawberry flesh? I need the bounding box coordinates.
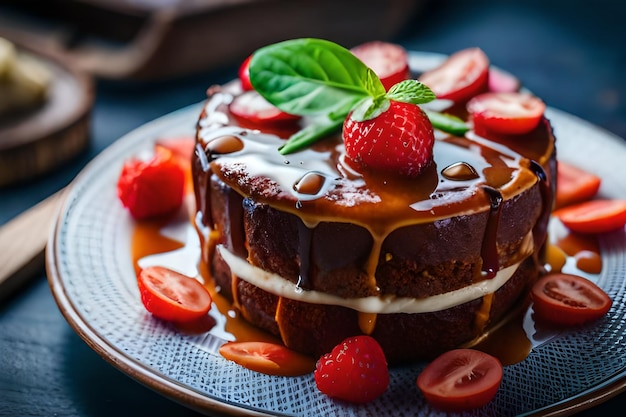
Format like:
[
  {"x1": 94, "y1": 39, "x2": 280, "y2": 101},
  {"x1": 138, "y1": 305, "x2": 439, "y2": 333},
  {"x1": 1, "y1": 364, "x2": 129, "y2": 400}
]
[
  {"x1": 343, "y1": 101, "x2": 435, "y2": 177},
  {"x1": 351, "y1": 41, "x2": 411, "y2": 91},
  {"x1": 314, "y1": 335, "x2": 389, "y2": 403}
]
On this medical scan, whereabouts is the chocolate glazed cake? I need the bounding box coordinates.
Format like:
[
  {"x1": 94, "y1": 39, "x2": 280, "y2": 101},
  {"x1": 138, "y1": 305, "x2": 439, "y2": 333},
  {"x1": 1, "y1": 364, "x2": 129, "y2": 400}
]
[{"x1": 192, "y1": 81, "x2": 556, "y2": 364}]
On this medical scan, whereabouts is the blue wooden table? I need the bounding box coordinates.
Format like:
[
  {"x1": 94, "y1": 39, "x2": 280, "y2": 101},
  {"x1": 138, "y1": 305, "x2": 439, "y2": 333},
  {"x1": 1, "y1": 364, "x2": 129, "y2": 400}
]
[{"x1": 1, "y1": 1, "x2": 624, "y2": 415}]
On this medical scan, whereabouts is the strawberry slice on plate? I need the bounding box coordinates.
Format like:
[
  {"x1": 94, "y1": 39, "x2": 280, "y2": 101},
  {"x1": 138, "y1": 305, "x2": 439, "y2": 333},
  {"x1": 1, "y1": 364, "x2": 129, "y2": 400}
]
[
  {"x1": 554, "y1": 199, "x2": 626, "y2": 234},
  {"x1": 418, "y1": 47, "x2": 490, "y2": 102},
  {"x1": 351, "y1": 41, "x2": 411, "y2": 91},
  {"x1": 417, "y1": 349, "x2": 503, "y2": 412},
  {"x1": 219, "y1": 341, "x2": 315, "y2": 377},
  {"x1": 555, "y1": 161, "x2": 601, "y2": 209},
  {"x1": 531, "y1": 273, "x2": 612, "y2": 326},
  {"x1": 137, "y1": 266, "x2": 212, "y2": 323}
]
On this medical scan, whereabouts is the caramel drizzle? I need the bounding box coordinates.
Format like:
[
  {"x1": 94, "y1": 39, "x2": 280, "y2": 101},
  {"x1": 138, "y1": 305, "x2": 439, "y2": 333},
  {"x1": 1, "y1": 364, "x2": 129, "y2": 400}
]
[
  {"x1": 195, "y1": 87, "x2": 556, "y2": 341},
  {"x1": 530, "y1": 160, "x2": 553, "y2": 253},
  {"x1": 358, "y1": 312, "x2": 378, "y2": 335},
  {"x1": 481, "y1": 185, "x2": 504, "y2": 279},
  {"x1": 358, "y1": 232, "x2": 385, "y2": 335},
  {"x1": 295, "y1": 216, "x2": 383, "y2": 335},
  {"x1": 474, "y1": 292, "x2": 495, "y2": 333}
]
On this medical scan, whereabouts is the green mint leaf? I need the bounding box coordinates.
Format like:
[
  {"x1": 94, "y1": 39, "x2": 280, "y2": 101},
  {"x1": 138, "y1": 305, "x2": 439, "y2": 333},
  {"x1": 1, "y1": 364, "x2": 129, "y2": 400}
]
[
  {"x1": 349, "y1": 95, "x2": 390, "y2": 122},
  {"x1": 279, "y1": 117, "x2": 344, "y2": 155},
  {"x1": 424, "y1": 110, "x2": 470, "y2": 135},
  {"x1": 387, "y1": 80, "x2": 436, "y2": 104},
  {"x1": 249, "y1": 38, "x2": 386, "y2": 117}
]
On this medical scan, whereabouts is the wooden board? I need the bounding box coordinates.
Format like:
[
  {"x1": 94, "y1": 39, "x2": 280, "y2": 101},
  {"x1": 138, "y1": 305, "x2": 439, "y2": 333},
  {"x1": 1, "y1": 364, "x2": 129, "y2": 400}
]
[
  {"x1": 0, "y1": 189, "x2": 65, "y2": 302},
  {"x1": 0, "y1": 42, "x2": 94, "y2": 187},
  {"x1": 0, "y1": 0, "x2": 424, "y2": 80}
]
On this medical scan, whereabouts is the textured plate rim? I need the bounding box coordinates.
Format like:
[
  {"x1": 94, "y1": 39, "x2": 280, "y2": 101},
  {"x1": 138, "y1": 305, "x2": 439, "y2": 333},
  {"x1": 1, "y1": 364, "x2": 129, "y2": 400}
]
[{"x1": 46, "y1": 52, "x2": 626, "y2": 416}]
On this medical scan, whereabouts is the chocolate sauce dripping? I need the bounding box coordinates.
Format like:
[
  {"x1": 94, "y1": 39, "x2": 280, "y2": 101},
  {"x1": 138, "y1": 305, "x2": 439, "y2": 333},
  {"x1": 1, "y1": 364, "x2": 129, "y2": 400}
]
[
  {"x1": 296, "y1": 219, "x2": 313, "y2": 290},
  {"x1": 481, "y1": 185, "x2": 503, "y2": 279},
  {"x1": 530, "y1": 160, "x2": 553, "y2": 262}
]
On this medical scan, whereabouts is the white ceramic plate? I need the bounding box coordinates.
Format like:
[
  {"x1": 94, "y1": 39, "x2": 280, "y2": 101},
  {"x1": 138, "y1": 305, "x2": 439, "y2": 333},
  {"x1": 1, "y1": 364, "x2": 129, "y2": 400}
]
[{"x1": 47, "y1": 52, "x2": 626, "y2": 416}]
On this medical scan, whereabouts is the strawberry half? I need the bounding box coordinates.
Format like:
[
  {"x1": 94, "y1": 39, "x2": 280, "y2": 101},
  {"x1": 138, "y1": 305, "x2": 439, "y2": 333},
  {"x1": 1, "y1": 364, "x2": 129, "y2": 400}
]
[
  {"x1": 343, "y1": 100, "x2": 435, "y2": 177},
  {"x1": 314, "y1": 335, "x2": 389, "y2": 403},
  {"x1": 351, "y1": 41, "x2": 410, "y2": 91}
]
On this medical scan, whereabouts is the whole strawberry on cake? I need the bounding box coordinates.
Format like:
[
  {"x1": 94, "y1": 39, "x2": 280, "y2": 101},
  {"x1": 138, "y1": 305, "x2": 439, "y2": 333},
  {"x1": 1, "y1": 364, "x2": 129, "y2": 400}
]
[{"x1": 192, "y1": 38, "x2": 556, "y2": 364}]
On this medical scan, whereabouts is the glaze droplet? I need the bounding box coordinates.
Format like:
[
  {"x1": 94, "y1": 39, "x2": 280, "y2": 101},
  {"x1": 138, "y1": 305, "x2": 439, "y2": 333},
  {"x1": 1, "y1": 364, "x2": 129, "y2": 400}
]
[
  {"x1": 442, "y1": 162, "x2": 479, "y2": 181},
  {"x1": 293, "y1": 172, "x2": 325, "y2": 195},
  {"x1": 206, "y1": 135, "x2": 244, "y2": 155}
]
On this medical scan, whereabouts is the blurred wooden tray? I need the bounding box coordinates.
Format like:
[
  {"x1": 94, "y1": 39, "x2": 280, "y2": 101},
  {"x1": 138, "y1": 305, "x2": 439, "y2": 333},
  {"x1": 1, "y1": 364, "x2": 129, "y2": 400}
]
[
  {"x1": 0, "y1": 0, "x2": 424, "y2": 81},
  {"x1": 0, "y1": 42, "x2": 94, "y2": 187}
]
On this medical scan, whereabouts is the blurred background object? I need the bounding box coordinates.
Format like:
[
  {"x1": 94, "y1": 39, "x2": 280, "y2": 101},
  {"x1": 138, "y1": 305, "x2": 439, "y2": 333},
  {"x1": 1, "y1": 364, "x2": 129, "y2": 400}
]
[
  {"x1": 0, "y1": 0, "x2": 426, "y2": 80},
  {"x1": 396, "y1": 0, "x2": 625, "y2": 148},
  {"x1": 0, "y1": 37, "x2": 52, "y2": 117},
  {"x1": 0, "y1": 35, "x2": 93, "y2": 187},
  {"x1": 0, "y1": 0, "x2": 425, "y2": 187}
]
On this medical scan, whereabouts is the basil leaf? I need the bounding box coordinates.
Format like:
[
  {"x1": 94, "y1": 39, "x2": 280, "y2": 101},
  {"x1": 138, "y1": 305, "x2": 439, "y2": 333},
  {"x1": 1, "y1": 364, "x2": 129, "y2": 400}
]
[
  {"x1": 424, "y1": 110, "x2": 470, "y2": 136},
  {"x1": 250, "y1": 38, "x2": 386, "y2": 117},
  {"x1": 350, "y1": 96, "x2": 390, "y2": 122},
  {"x1": 387, "y1": 80, "x2": 436, "y2": 104},
  {"x1": 279, "y1": 117, "x2": 344, "y2": 155}
]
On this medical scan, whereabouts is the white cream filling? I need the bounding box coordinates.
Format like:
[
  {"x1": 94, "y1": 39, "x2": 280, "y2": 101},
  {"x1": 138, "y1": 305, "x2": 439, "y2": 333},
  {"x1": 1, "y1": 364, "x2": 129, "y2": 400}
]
[{"x1": 218, "y1": 245, "x2": 521, "y2": 314}]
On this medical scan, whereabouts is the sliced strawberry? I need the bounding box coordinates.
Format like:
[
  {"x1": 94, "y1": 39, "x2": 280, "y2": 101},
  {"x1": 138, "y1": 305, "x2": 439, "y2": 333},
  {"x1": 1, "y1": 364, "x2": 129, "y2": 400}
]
[
  {"x1": 417, "y1": 349, "x2": 503, "y2": 412},
  {"x1": 488, "y1": 67, "x2": 520, "y2": 93},
  {"x1": 351, "y1": 41, "x2": 410, "y2": 91},
  {"x1": 554, "y1": 199, "x2": 626, "y2": 234},
  {"x1": 117, "y1": 147, "x2": 185, "y2": 220},
  {"x1": 314, "y1": 335, "x2": 389, "y2": 403},
  {"x1": 138, "y1": 266, "x2": 212, "y2": 323},
  {"x1": 238, "y1": 54, "x2": 254, "y2": 91},
  {"x1": 229, "y1": 90, "x2": 300, "y2": 125},
  {"x1": 418, "y1": 47, "x2": 490, "y2": 102},
  {"x1": 531, "y1": 273, "x2": 612, "y2": 326},
  {"x1": 467, "y1": 92, "x2": 546, "y2": 135},
  {"x1": 343, "y1": 100, "x2": 435, "y2": 177},
  {"x1": 219, "y1": 341, "x2": 315, "y2": 377},
  {"x1": 555, "y1": 161, "x2": 601, "y2": 209}
]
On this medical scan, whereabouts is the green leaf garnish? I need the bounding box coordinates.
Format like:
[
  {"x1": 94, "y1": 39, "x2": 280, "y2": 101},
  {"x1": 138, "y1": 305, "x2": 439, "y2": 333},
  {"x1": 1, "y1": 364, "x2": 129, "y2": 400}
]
[
  {"x1": 387, "y1": 80, "x2": 436, "y2": 104},
  {"x1": 248, "y1": 38, "x2": 463, "y2": 154},
  {"x1": 350, "y1": 96, "x2": 390, "y2": 122},
  {"x1": 278, "y1": 117, "x2": 344, "y2": 155},
  {"x1": 250, "y1": 38, "x2": 384, "y2": 118},
  {"x1": 423, "y1": 110, "x2": 470, "y2": 136}
]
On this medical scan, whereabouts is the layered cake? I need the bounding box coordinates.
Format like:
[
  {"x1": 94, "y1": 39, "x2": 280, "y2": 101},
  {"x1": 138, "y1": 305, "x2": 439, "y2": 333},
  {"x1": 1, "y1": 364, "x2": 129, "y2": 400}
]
[{"x1": 192, "y1": 40, "x2": 556, "y2": 364}]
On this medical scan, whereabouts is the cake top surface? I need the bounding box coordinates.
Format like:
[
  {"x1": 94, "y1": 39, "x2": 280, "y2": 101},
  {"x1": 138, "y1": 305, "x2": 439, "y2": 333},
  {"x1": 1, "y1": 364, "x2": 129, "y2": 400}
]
[{"x1": 196, "y1": 39, "x2": 555, "y2": 233}]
